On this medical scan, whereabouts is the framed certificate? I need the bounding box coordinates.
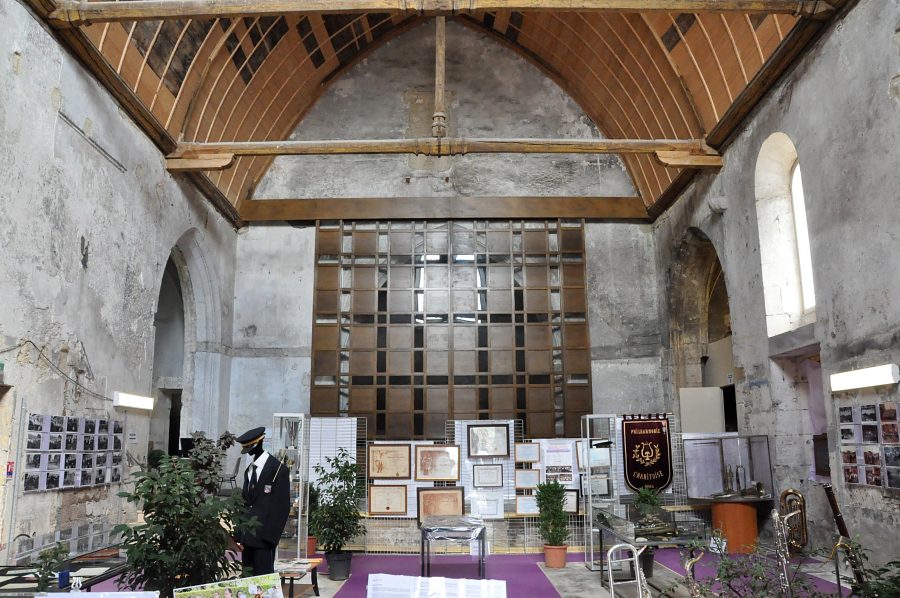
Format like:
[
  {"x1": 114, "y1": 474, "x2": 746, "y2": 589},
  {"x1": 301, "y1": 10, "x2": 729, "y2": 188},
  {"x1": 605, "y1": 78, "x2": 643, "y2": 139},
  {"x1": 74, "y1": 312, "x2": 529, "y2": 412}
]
[
  {"x1": 515, "y1": 468, "x2": 540, "y2": 489},
  {"x1": 515, "y1": 442, "x2": 540, "y2": 463},
  {"x1": 368, "y1": 484, "x2": 408, "y2": 515},
  {"x1": 515, "y1": 495, "x2": 539, "y2": 516},
  {"x1": 564, "y1": 489, "x2": 579, "y2": 513},
  {"x1": 472, "y1": 464, "x2": 504, "y2": 488},
  {"x1": 417, "y1": 486, "x2": 465, "y2": 525},
  {"x1": 368, "y1": 444, "x2": 411, "y2": 479},
  {"x1": 415, "y1": 445, "x2": 460, "y2": 481}
]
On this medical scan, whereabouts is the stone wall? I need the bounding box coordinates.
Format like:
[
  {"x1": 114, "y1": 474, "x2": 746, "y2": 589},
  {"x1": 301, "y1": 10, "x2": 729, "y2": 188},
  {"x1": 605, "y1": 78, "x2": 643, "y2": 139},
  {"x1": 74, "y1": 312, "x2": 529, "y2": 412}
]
[
  {"x1": 654, "y1": 0, "x2": 900, "y2": 556},
  {"x1": 0, "y1": 0, "x2": 237, "y2": 562}
]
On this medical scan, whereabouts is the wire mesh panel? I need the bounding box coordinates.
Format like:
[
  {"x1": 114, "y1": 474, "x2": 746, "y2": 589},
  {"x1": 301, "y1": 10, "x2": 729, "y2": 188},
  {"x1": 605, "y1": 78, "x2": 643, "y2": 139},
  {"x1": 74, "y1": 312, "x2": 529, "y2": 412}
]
[{"x1": 272, "y1": 413, "x2": 309, "y2": 561}]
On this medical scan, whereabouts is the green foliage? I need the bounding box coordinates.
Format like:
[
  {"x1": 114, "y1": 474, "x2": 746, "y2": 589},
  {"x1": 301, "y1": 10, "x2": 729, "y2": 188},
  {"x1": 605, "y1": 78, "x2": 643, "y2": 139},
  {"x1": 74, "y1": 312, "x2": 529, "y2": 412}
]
[
  {"x1": 147, "y1": 449, "x2": 166, "y2": 471},
  {"x1": 535, "y1": 480, "x2": 569, "y2": 547},
  {"x1": 309, "y1": 447, "x2": 365, "y2": 554},
  {"x1": 34, "y1": 542, "x2": 69, "y2": 592},
  {"x1": 843, "y1": 542, "x2": 900, "y2": 597},
  {"x1": 114, "y1": 452, "x2": 256, "y2": 598},
  {"x1": 634, "y1": 487, "x2": 662, "y2": 508},
  {"x1": 186, "y1": 431, "x2": 237, "y2": 495}
]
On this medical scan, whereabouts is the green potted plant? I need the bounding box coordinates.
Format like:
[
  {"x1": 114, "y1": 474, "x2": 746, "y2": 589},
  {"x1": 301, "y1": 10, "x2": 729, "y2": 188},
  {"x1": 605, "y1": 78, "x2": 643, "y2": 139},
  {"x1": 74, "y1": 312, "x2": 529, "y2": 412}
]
[
  {"x1": 115, "y1": 431, "x2": 256, "y2": 598},
  {"x1": 34, "y1": 541, "x2": 69, "y2": 593},
  {"x1": 535, "y1": 480, "x2": 569, "y2": 568},
  {"x1": 631, "y1": 487, "x2": 662, "y2": 578},
  {"x1": 309, "y1": 447, "x2": 365, "y2": 580},
  {"x1": 306, "y1": 483, "x2": 320, "y2": 556}
]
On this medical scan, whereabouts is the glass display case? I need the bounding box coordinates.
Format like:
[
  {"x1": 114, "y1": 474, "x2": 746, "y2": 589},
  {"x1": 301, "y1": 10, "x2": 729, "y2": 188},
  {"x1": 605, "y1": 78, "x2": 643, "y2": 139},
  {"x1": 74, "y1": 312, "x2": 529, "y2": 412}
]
[
  {"x1": 581, "y1": 414, "x2": 619, "y2": 571},
  {"x1": 272, "y1": 413, "x2": 311, "y2": 561},
  {"x1": 682, "y1": 433, "x2": 773, "y2": 499},
  {"x1": 595, "y1": 504, "x2": 707, "y2": 546}
]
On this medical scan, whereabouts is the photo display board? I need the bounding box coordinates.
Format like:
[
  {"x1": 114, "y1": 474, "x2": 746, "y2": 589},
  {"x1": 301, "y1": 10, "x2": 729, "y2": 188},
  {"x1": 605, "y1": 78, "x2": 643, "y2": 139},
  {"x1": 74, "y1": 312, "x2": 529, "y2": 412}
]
[
  {"x1": 838, "y1": 401, "x2": 900, "y2": 489},
  {"x1": 24, "y1": 414, "x2": 124, "y2": 492}
]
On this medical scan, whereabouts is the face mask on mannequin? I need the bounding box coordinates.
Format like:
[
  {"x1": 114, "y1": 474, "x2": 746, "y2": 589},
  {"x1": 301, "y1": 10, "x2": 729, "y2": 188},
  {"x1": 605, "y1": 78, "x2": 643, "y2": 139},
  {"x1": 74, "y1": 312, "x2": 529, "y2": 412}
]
[{"x1": 247, "y1": 440, "x2": 264, "y2": 459}]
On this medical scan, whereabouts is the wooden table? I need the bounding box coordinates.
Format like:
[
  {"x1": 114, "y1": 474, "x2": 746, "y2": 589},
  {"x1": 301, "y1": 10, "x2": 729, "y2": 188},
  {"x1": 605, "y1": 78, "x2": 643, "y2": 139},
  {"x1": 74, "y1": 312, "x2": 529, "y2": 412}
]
[{"x1": 278, "y1": 558, "x2": 322, "y2": 598}]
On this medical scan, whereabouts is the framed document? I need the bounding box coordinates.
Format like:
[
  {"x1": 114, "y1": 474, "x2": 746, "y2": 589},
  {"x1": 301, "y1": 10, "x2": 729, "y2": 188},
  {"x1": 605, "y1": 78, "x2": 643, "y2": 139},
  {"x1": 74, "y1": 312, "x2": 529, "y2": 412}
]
[
  {"x1": 564, "y1": 489, "x2": 579, "y2": 513},
  {"x1": 471, "y1": 491, "x2": 505, "y2": 519},
  {"x1": 368, "y1": 444, "x2": 411, "y2": 479},
  {"x1": 415, "y1": 445, "x2": 460, "y2": 481},
  {"x1": 473, "y1": 464, "x2": 504, "y2": 488},
  {"x1": 515, "y1": 495, "x2": 539, "y2": 516},
  {"x1": 467, "y1": 424, "x2": 510, "y2": 458},
  {"x1": 368, "y1": 484, "x2": 408, "y2": 515},
  {"x1": 417, "y1": 486, "x2": 465, "y2": 525},
  {"x1": 515, "y1": 442, "x2": 540, "y2": 463},
  {"x1": 515, "y1": 468, "x2": 540, "y2": 489}
]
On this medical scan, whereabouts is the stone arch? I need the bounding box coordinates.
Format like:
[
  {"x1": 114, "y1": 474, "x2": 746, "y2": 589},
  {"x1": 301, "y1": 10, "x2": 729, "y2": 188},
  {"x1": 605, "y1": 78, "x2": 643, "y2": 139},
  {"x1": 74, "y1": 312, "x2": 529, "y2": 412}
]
[{"x1": 667, "y1": 228, "x2": 730, "y2": 391}]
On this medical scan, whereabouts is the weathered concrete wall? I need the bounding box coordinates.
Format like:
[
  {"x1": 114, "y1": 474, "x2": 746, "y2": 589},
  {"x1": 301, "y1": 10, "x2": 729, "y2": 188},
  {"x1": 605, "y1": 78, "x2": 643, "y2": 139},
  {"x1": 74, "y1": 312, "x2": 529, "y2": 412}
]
[
  {"x1": 586, "y1": 224, "x2": 665, "y2": 416},
  {"x1": 654, "y1": 0, "x2": 900, "y2": 556},
  {"x1": 0, "y1": 0, "x2": 237, "y2": 562},
  {"x1": 255, "y1": 20, "x2": 636, "y2": 199}
]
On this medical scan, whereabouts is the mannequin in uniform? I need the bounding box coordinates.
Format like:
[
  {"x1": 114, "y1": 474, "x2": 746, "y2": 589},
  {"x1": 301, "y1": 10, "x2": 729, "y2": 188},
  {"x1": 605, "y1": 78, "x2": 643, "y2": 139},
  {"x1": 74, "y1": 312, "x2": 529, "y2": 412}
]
[{"x1": 234, "y1": 427, "x2": 290, "y2": 576}]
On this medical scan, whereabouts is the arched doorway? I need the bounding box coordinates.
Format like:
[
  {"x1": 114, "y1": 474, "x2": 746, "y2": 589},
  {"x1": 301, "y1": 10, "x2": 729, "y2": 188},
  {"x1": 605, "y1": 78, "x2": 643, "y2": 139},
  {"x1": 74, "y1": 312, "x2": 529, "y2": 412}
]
[{"x1": 150, "y1": 257, "x2": 185, "y2": 455}]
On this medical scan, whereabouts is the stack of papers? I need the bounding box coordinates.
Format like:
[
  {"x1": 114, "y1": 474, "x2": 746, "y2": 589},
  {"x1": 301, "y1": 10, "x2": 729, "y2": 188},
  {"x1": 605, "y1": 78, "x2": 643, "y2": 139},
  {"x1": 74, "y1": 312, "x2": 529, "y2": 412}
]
[{"x1": 366, "y1": 574, "x2": 506, "y2": 598}]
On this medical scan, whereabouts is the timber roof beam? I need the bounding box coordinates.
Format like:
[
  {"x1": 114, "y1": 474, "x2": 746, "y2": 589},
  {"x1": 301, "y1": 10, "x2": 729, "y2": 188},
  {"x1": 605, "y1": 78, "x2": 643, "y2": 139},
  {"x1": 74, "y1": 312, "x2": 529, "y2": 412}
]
[{"x1": 49, "y1": 0, "x2": 835, "y2": 27}]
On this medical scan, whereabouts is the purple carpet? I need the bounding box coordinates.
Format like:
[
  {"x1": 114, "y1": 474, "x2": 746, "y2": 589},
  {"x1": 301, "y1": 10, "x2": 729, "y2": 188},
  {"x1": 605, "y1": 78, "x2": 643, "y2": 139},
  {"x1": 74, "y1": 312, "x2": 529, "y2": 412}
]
[
  {"x1": 654, "y1": 548, "x2": 845, "y2": 595},
  {"x1": 330, "y1": 553, "x2": 561, "y2": 598}
]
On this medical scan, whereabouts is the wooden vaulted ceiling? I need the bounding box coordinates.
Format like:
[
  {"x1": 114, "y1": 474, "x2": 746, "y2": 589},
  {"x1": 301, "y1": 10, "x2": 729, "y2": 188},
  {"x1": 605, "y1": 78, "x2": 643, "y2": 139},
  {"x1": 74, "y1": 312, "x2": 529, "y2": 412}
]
[{"x1": 29, "y1": 2, "x2": 850, "y2": 224}]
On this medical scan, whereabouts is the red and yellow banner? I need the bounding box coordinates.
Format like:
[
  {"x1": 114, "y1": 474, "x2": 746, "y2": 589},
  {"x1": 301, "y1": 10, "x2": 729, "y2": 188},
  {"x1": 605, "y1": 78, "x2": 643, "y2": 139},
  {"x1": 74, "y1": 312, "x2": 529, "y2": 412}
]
[{"x1": 622, "y1": 415, "x2": 673, "y2": 492}]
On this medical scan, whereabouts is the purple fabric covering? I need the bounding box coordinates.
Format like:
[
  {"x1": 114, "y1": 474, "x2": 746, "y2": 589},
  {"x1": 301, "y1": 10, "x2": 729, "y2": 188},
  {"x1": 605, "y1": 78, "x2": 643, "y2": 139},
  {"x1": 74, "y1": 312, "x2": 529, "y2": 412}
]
[
  {"x1": 653, "y1": 547, "x2": 845, "y2": 595},
  {"x1": 331, "y1": 553, "x2": 564, "y2": 598}
]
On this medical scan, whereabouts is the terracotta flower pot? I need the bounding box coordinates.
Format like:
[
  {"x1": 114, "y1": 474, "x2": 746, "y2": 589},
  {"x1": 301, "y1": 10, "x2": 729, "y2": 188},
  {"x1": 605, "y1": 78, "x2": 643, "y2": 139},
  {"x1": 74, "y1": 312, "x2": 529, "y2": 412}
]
[{"x1": 543, "y1": 544, "x2": 568, "y2": 568}]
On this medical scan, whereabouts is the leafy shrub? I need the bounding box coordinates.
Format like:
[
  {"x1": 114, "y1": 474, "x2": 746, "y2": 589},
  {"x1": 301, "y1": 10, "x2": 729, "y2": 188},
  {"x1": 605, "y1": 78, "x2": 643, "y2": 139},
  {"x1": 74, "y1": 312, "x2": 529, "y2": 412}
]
[
  {"x1": 309, "y1": 447, "x2": 365, "y2": 554},
  {"x1": 535, "y1": 480, "x2": 569, "y2": 547}
]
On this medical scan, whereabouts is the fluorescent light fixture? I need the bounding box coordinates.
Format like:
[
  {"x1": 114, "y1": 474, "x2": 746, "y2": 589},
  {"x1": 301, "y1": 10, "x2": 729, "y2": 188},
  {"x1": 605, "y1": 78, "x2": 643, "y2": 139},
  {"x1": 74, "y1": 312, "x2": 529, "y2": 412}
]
[
  {"x1": 830, "y1": 364, "x2": 900, "y2": 392},
  {"x1": 113, "y1": 391, "x2": 155, "y2": 411}
]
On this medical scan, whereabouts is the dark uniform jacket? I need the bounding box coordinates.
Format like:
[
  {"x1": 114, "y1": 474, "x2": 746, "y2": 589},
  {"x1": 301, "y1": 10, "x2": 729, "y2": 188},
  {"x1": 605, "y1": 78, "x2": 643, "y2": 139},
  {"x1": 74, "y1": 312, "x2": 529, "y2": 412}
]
[{"x1": 239, "y1": 452, "x2": 291, "y2": 548}]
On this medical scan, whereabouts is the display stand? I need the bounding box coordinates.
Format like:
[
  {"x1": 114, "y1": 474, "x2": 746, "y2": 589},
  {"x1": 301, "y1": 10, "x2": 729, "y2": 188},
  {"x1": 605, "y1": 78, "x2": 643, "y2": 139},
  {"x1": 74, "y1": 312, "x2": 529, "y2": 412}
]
[
  {"x1": 581, "y1": 414, "x2": 618, "y2": 572},
  {"x1": 272, "y1": 413, "x2": 311, "y2": 561}
]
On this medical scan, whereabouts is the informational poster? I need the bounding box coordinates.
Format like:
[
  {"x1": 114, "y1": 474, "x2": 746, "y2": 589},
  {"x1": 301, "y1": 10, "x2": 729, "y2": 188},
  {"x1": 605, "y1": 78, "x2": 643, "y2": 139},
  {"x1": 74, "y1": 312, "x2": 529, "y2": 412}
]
[
  {"x1": 839, "y1": 402, "x2": 900, "y2": 489},
  {"x1": 541, "y1": 439, "x2": 575, "y2": 486}
]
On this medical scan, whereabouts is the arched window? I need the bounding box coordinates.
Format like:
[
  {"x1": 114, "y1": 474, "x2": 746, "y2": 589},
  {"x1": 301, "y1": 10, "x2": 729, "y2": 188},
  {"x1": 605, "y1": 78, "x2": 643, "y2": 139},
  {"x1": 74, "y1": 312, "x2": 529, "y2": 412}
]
[{"x1": 755, "y1": 133, "x2": 816, "y2": 337}]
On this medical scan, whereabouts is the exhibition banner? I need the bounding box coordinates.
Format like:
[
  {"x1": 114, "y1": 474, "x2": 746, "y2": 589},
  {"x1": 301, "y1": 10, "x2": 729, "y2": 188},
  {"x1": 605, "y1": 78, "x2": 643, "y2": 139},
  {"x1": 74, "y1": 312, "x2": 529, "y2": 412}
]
[{"x1": 621, "y1": 415, "x2": 673, "y2": 492}]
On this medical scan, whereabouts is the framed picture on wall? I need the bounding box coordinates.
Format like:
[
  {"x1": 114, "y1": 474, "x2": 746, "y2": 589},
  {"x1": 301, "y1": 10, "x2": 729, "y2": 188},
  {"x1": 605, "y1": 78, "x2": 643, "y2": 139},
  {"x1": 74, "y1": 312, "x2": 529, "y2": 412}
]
[
  {"x1": 515, "y1": 495, "x2": 539, "y2": 516},
  {"x1": 472, "y1": 464, "x2": 504, "y2": 488},
  {"x1": 467, "y1": 424, "x2": 510, "y2": 458},
  {"x1": 515, "y1": 442, "x2": 540, "y2": 464},
  {"x1": 368, "y1": 444, "x2": 411, "y2": 479},
  {"x1": 564, "y1": 489, "x2": 580, "y2": 513},
  {"x1": 367, "y1": 484, "x2": 407, "y2": 516},
  {"x1": 417, "y1": 486, "x2": 465, "y2": 525},
  {"x1": 415, "y1": 445, "x2": 460, "y2": 481},
  {"x1": 515, "y1": 469, "x2": 540, "y2": 489}
]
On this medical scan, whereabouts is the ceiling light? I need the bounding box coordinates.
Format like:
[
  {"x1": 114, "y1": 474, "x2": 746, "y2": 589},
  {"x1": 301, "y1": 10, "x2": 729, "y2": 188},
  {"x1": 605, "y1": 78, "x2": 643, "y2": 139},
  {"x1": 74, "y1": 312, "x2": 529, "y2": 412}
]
[
  {"x1": 830, "y1": 364, "x2": 900, "y2": 392},
  {"x1": 112, "y1": 391, "x2": 155, "y2": 411}
]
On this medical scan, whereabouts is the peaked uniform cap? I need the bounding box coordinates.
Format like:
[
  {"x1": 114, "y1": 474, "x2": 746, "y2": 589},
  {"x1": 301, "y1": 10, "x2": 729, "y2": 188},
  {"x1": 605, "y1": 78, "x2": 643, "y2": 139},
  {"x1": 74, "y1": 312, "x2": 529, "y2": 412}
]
[{"x1": 237, "y1": 426, "x2": 266, "y2": 453}]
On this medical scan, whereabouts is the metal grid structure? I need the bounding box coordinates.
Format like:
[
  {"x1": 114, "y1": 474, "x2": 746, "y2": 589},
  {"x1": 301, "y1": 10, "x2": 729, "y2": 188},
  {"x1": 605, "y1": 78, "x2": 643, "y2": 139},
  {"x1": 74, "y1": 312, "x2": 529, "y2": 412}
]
[
  {"x1": 445, "y1": 419, "x2": 524, "y2": 500},
  {"x1": 272, "y1": 413, "x2": 310, "y2": 561}
]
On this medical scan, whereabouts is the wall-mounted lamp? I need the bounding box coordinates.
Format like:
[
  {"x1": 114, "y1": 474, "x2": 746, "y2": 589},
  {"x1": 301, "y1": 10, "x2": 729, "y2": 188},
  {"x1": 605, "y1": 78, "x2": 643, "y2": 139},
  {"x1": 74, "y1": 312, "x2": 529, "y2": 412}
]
[
  {"x1": 829, "y1": 364, "x2": 900, "y2": 392},
  {"x1": 112, "y1": 391, "x2": 155, "y2": 411}
]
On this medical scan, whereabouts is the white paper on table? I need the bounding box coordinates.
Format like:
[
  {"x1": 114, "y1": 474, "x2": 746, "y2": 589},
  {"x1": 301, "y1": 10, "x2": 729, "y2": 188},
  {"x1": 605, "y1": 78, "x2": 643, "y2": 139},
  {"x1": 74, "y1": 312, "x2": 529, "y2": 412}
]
[{"x1": 367, "y1": 574, "x2": 506, "y2": 598}]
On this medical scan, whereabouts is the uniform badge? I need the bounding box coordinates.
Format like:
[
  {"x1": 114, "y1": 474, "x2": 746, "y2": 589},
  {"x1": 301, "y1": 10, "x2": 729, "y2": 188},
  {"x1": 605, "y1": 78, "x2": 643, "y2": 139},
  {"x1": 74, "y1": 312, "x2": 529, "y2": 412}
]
[{"x1": 264, "y1": 484, "x2": 272, "y2": 494}]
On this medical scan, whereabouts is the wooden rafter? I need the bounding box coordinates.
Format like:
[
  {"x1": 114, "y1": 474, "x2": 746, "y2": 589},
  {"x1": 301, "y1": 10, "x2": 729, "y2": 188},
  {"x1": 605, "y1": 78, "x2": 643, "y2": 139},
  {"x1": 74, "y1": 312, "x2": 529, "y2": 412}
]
[
  {"x1": 49, "y1": 0, "x2": 835, "y2": 26},
  {"x1": 240, "y1": 196, "x2": 650, "y2": 221}
]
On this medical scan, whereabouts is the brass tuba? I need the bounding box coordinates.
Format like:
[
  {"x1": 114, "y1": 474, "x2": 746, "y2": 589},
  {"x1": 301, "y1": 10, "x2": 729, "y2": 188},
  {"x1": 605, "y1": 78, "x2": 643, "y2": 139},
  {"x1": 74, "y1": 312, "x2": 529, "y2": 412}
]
[{"x1": 779, "y1": 488, "x2": 808, "y2": 551}]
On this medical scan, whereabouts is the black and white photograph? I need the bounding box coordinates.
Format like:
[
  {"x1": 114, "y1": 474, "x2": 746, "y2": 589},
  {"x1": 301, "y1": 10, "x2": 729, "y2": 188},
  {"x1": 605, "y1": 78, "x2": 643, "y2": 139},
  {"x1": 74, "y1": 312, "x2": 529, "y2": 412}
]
[
  {"x1": 886, "y1": 467, "x2": 900, "y2": 489},
  {"x1": 84, "y1": 419, "x2": 96, "y2": 434},
  {"x1": 47, "y1": 454, "x2": 60, "y2": 470},
  {"x1": 94, "y1": 468, "x2": 106, "y2": 485},
  {"x1": 27, "y1": 432, "x2": 43, "y2": 450},
  {"x1": 66, "y1": 417, "x2": 80, "y2": 432},
  {"x1": 28, "y1": 414, "x2": 46, "y2": 432},
  {"x1": 883, "y1": 423, "x2": 900, "y2": 444},
  {"x1": 80, "y1": 470, "x2": 92, "y2": 487},
  {"x1": 95, "y1": 453, "x2": 107, "y2": 468},
  {"x1": 113, "y1": 435, "x2": 123, "y2": 450},
  {"x1": 884, "y1": 446, "x2": 900, "y2": 467},
  {"x1": 97, "y1": 435, "x2": 109, "y2": 450},
  {"x1": 467, "y1": 423, "x2": 510, "y2": 458},
  {"x1": 865, "y1": 467, "x2": 882, "y2": 487},
  {"x1": 64, "y1": 454, "x2": 77, "y2": 470},
  {"x1": 860, "y1": 404, "x2": 878, "y2": 422},
  {"x1": 113, "y1": 420, "x2": 124, "y2": 434},
  {"x1": 472, "y1": 464, "x2": 504, "y2": 488},
  {"x1": 862, "y1": 425, "x2": 880, "y2": 443},
  {"x1": 63, "y1": 471, "x2": 76, "y2": 488},
  {"x1": 111, "y1": 467, "x2": 122, "y2": 483},
  {"x1": 50, "y1": 416, "x2": 65, "y2": 432},
  {"x1": 81, "y1": 435, "x2": 95, "y2": 451},
  {"x1": 81, "y1": 454, "x2": 93, "y2": 469},
  {"x1": 25, "y1": 453, "x2": 42, "y2": 470},
  {"x1": 839, "y1": 406, "x2": 855, "y2": 424},
  {"x1": 65, "y1": 434, "x2": 78, "y2": 451},
  {"x1": 112, "y1": 452, "x2": 123, "y2": 465},
  {"x1": 24, "y1": 472, "x2": 40, "y2": 492},
  {"x1": 863, "y1": 446, "x2": 881, "y2": 465},
  {"x1": 98, "y1": 419, "x2": 109, "y2": 434},
  {"x1": 46, "y1": 471, "x2": 60, "y2": 490},
  {"x1": 48, "y1": 434, "x2": 62, "y2": 451},
  {"x1": 880, "y1": 403, "x2": 898, "y2": 422}
]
